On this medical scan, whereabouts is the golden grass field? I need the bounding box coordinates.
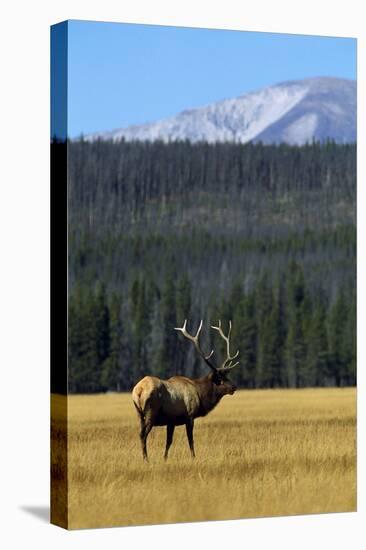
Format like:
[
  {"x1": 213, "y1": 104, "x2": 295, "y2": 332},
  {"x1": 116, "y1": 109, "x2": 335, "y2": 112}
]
[{"x1": 51, "y1": 388, "x2": 356, "y2": 529}]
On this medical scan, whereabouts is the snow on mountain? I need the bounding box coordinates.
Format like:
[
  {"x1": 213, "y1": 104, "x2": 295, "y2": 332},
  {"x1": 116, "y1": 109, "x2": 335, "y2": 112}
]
[{"x1": 87, "y1": 77, "x2": 356, "y2": 145}]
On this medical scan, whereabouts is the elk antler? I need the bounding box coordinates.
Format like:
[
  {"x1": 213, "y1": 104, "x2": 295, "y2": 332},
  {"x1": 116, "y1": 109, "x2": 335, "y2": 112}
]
[
  {"x1": 174, "y1": 320, "x2": 216, "y2": 371},
  {"x1": 211, "y1": 320, "x2": 240, "y2": 372}
]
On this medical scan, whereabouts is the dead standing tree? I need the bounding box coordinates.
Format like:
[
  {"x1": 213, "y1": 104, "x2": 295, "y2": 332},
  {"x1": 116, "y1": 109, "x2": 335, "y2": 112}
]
[{"x1": 132, "y1": 320, "x2": 240, "y2": 461}]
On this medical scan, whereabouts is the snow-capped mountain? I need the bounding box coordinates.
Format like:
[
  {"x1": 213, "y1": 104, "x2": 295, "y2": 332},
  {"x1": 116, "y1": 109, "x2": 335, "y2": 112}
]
[{"x1": 88, "y1": 77, "x2": 356, "y2": 145}]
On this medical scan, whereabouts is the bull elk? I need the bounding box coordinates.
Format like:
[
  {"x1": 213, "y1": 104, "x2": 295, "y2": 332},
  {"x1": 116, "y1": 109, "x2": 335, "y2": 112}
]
[{"x1": 132, "y1": 320, "x2": 240, "y2": 461}]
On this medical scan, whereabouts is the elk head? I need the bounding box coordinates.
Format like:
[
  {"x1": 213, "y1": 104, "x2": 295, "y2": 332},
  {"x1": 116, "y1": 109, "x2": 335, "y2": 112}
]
[{"x1": 174, "y1": 319, "x2": 240, "y2": 396}]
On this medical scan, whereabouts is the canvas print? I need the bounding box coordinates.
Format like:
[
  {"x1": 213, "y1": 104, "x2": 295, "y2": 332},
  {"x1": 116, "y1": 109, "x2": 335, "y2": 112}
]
[{"x1": 50, "y1": 20, "x2": 356, "y2": 529}]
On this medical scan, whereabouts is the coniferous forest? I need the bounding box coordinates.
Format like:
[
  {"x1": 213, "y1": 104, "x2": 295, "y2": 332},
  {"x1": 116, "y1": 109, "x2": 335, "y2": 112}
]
[{"x1": 65, "y1": 139, "x2": 356, "y2": 393}]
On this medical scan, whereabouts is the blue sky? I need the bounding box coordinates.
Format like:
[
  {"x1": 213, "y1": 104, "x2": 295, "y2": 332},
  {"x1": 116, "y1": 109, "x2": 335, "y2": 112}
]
[{"x1": 65, "y1": 20, "x2": 356, "y2": 138}]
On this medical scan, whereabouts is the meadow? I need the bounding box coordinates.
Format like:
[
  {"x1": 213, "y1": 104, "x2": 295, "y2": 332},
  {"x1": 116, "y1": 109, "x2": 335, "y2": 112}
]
[{"x1": 51, "y1": 388, "x2": 356, "y2": 529}]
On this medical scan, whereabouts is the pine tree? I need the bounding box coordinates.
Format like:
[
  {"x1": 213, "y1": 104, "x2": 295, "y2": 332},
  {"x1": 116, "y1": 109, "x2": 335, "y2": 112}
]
[
  {"x1": 74, "y1": 286, "x2": 100, "y2": 392},
  {"x1": 284, "y1": 263, "x2": 306, "y2": 387},
  {"x1": 237, "y1": 293, "x2": 257, "y2": 388},
  {"x1": 157, "y1": 274, "x2": 177, "y2": 378},
  {"x1": 94, "y1": 281, "x2": 110, "y2": 388},
  {"x1": 130, "y1": 276, "x2": 152, "y2": 384},
  {"x1": 303, "y1": 296, "x2": 329, "y2": 386},
  {"x1": 328, "y1": 288, "x2": 352, "y2": 386},
  {"x1": 101, "y1": 293, "x2": 123, "y2": 391},
  {"x1": 68, "y1": 284, "x2": 84, "y2": 393},
  {"x1": 267, "y1": 282, "x2": 286, "y2": 387},
  {"x1": 255, "y1": 273, "x2": 273, "y2": 387},
  {"x1": 344, "y1": 287, "x2": 356, "y2": 385}
]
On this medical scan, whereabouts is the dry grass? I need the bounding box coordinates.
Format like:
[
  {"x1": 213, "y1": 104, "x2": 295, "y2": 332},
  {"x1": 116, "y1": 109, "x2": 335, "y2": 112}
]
[{"x1": 51, "y1": 388, "x2": 356, "y2": 529}]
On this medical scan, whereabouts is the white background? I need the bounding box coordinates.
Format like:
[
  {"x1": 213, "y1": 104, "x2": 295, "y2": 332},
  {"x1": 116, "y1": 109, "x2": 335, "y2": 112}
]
[{"x1": 0, "y1": 0, "x2": 364, "y2": 548}]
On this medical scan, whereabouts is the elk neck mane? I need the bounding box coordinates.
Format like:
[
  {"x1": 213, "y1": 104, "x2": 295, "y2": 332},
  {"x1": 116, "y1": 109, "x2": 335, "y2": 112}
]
[{"x1": 194, "y1": 373, "x2": 224, "y2": 417}]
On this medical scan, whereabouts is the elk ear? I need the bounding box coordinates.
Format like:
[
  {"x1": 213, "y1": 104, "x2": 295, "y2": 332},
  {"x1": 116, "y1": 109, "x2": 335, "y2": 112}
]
[{"x1": 211, "y1": 371, "x2": 221, "y2": 385}]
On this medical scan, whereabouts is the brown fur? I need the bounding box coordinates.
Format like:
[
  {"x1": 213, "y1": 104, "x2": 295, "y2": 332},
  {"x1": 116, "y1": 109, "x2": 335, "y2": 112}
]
[{"x1": 132, "y1": 372, "x2": 236, "y2": 460}]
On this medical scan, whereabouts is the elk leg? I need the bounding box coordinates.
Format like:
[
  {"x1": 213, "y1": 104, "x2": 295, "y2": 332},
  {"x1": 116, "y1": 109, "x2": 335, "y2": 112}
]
[
  {"x1": 185, "y1": 420, "x2": 195, "y2": 458},
  {"x1": 142, "y1": 416, "x2": 154, "y2": 462},
  {"x1": 134, "y1": 404, "x2": 148, "y2": 461},
  {"x1": 164, "y1": 424, "x2": 175, "y2": 460},
  {"x1": 139, "y1": 421, "x2": 147, "y2": 460}
]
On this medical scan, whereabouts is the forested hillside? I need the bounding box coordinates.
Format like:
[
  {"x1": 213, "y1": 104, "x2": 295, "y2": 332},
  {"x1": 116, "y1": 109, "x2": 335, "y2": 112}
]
[{"x1": 65, "y1": 139, "x2": 356, "y2": 392}]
